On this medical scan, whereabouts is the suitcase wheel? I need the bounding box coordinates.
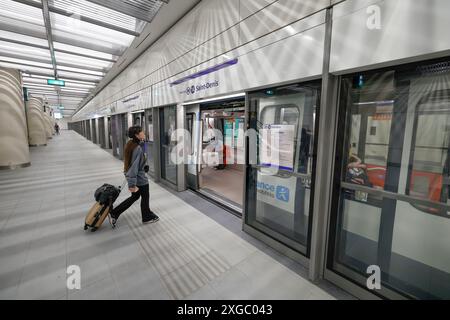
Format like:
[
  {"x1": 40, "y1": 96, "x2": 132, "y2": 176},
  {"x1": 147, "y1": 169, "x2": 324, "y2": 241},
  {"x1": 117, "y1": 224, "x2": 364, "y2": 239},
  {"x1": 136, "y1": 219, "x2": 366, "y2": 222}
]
[
  {"x1": 84, "y1": 224, "x2": 88, "y2": 231},
  {"x1": 91, "y1": 227, "x2": 98, "y2": 232}
]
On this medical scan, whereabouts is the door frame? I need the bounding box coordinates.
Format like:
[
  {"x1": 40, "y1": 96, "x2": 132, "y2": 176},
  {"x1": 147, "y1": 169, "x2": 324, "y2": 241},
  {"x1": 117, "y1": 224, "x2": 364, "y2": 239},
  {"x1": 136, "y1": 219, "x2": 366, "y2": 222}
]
[
  {"x1": 185, "y1": 95, "x2": 246, "y2": 214},
  {"x1": 185, "y1": 104, "x2": 201, "y2": 191},
  {"x1": 144, "y1": 108, "x2": 158, "y2": 179},
  {"x1": 157, "y1": 104, "x2": 179, "y2": 190}
]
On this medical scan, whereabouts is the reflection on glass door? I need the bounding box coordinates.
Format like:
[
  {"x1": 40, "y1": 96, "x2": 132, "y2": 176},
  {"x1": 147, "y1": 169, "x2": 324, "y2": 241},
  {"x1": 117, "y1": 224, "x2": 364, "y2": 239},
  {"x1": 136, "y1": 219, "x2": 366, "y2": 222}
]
[
  {"x1": 107, "y1": 117, "x2": 112, "y2": 149},
  {"x1": 92, "y1": 119, "x2": 97, "y2": 144},
  {"x1": 160, "y1": 106, "x2": 177, "y2": 185},
  {"x1": 245, "y1": 81, "x2": 321, "y2": 255},
  {"x1": 329, "y1": 59, "x2": 450, "y2": 299},
  {"x1": 185, "y1": 111, "x2": 199, "y2": 190},
  {"x1": 132, "y1": 112, "x2": 145, "y2": 128},
  {"x1": 111, "y1": 113, "x2": 128, "y2": 160},
  {"x1": 98, "y1": 117, "x2": 105, "y2": 148},
  {"x1": 145, "y1": 109, "x2": 155, "y2": 176},
  {"x1": 86, "y1": 120, "x2": 91, "y2": 140},
  {"x1": 407, "y1": 93, "x2": 450, "y2": 214}
]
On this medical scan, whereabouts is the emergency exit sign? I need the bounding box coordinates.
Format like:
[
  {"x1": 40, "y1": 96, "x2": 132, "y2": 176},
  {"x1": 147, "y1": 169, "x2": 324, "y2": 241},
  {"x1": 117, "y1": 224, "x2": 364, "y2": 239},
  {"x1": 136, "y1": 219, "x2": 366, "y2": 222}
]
[{"x1": 47, "y1": 79, "x2": 65, "y2": 86}]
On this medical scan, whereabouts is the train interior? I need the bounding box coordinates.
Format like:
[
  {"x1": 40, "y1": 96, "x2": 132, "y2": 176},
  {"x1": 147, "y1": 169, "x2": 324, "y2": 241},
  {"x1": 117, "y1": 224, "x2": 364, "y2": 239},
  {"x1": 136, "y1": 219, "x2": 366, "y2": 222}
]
[{"x1": 186, "y1": 98, "x2": 246, "y2": 212}]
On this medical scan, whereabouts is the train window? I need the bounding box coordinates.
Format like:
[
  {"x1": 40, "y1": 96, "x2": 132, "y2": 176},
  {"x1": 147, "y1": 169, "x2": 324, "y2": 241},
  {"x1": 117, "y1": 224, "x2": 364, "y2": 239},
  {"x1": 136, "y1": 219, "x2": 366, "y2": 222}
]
[
  {"x1": 344, "y1": 71, "x2": 395, "y2": 192},
  {"x1": 407, "y1": 90, "x2": 450, "y2": 214},
  {"x1": 330, "y1": 60, "x2": 450, "y2": 299}
]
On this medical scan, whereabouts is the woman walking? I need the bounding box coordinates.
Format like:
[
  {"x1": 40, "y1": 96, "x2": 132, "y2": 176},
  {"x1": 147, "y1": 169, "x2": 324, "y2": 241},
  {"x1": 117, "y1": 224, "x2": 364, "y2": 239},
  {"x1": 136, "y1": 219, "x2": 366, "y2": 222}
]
[{"x1": 109, "y1": 126, "x2": 159, "y2": 227}]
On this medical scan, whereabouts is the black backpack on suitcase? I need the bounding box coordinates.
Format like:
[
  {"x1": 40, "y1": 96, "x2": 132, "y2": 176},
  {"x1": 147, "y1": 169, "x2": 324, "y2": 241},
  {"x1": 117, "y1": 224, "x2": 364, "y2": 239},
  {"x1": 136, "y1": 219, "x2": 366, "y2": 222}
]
[{"x1": 84, "y1": 184, "x2": 122, "y2": 232}]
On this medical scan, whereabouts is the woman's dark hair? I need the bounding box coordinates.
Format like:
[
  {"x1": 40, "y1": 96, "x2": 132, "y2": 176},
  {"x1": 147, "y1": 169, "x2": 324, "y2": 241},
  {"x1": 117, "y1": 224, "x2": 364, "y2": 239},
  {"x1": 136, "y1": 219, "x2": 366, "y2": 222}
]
[
  {"x1": 128, "y1": 126, "x2": 143, "y2": 139},
  {"x1": 124, "y1": 126, "x2": 143, "y2": 172}
]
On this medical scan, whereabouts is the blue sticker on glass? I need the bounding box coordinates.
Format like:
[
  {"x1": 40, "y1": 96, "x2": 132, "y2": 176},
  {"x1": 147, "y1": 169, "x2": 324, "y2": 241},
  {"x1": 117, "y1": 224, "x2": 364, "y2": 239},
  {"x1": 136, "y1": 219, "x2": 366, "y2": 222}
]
[{"x1": 276, "y1": 186, "x2": 289, "y2": 202}]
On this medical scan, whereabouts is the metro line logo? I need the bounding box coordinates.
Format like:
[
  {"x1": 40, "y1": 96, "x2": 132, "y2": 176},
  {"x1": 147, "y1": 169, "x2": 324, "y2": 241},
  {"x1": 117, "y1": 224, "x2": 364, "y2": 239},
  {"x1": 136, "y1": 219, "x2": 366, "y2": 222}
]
[{"x1": 186, "y1": 85, "x2": 196, "y2": 95}]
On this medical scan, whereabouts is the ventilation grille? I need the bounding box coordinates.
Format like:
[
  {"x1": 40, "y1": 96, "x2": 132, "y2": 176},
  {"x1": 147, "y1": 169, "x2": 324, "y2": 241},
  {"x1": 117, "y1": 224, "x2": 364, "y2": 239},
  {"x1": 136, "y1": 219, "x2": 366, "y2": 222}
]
[{"x1": 417, "y1": 61, "x2": 450, "y2": 76}]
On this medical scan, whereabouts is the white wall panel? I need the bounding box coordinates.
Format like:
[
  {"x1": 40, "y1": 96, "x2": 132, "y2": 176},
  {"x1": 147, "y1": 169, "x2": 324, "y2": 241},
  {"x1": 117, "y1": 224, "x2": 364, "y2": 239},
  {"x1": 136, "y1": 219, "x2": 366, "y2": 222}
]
[
  {"x1": 153, "y1": 20, "x2": 325, "y2": 106},
  {"x1": 240, "y1": 0, "x2": 277, "y2": 20},
  {"x1": 234, "y1": 10, "x2": 326, "y2": 57},
  {"x1": 239, "y1": 0, "x2": 329, "y2": 45},
  {"x1": 192, "y1": 0, "x2": 240, "y2": 47},
  {"x1": 330, "y1": 0, "x2": 450, "y2": 73}
]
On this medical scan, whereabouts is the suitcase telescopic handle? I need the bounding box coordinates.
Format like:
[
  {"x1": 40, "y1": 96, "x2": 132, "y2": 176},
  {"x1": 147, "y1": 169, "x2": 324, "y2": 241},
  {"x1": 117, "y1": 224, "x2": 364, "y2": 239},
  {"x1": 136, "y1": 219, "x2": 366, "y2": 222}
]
[{"x1": 120, "y1": 178, "x2": 127, "y2": 191}]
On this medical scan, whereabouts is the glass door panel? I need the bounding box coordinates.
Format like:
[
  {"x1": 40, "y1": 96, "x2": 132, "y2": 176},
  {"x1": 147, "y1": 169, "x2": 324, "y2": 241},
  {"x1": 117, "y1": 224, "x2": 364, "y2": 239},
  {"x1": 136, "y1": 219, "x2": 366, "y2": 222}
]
[
  {"x1": 160, "y1": 106, "x2": 177, "y2": 185},
  {"x1": 245, "y1": 81, "x2": 321, "y2": 255}
]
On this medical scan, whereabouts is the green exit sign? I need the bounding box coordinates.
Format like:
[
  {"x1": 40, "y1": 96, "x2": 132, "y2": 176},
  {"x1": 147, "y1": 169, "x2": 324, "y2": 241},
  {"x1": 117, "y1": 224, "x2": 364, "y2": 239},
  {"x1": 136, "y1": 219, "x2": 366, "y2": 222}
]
[{"x1": 47, "y1": 79, "x2": 65, "y2": 86}]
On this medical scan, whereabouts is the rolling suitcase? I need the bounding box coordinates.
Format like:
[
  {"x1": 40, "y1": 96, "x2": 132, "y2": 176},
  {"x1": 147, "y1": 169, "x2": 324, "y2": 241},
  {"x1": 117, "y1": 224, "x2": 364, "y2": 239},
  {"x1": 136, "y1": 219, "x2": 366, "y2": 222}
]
[
  {"x1": 84, "y1": 182, "x2": 125, "y2": 232},
  {"x1": 84, "y1": 202, "x2": 112, "y2": 232}
]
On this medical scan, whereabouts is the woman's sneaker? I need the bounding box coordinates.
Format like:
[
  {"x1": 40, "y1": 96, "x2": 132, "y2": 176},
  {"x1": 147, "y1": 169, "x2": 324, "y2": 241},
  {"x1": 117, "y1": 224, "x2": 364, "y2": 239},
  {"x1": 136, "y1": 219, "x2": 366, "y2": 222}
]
[
  {"x1": 108, "y1": 213, "x2": 117, "y2": 228},
  {"x1": 143, "y1": 213, "x2": 159, "y2": 224}
]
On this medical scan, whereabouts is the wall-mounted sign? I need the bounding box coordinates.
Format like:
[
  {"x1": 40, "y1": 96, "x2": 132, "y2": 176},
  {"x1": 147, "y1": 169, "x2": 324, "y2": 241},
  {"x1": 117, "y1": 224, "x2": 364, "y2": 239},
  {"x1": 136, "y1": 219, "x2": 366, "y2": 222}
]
[
  {"x1": 47, "y1": 79, "x2": 65, "y2": 86},
  {"x1": 256, "y1": 174, "x2": 297, "y2": 214}
]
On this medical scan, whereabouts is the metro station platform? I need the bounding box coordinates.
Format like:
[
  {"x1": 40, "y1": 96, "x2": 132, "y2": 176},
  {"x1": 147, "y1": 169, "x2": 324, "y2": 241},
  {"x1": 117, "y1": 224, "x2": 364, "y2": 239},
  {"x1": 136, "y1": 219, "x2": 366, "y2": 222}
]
[{"x1": 0, "y1": 131, "x2": 353, "y2": 300}]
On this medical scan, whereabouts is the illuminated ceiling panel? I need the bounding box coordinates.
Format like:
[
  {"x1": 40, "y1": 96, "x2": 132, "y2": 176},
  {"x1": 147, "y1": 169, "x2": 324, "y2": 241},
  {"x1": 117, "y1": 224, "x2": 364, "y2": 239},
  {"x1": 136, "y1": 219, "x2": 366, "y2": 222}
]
[{"x1": 1, "y1": 0, "x2": 168, "y2": 117}]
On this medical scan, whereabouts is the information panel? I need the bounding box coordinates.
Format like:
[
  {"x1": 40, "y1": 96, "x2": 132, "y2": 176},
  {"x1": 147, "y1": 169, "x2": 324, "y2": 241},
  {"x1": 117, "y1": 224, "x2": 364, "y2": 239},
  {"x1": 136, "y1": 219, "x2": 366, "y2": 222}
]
[{"x1": 260, "y1": 124, "x2": 295, "y2": 171}]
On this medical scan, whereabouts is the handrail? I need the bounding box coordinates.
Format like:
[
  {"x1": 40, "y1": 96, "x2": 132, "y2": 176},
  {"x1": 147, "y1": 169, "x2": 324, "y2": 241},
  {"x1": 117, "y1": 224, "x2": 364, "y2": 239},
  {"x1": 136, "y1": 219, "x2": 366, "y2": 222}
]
[{"x1": 341, "y1": 182, "x2": 450, "y2": 216}]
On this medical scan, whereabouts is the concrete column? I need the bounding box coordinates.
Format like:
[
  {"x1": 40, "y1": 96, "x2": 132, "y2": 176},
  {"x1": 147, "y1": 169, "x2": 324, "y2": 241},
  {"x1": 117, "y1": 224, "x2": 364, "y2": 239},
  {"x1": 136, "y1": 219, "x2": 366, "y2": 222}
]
[
  {"x1": 104, "y1": 116, "x2": 110, "y2": 149},
  {"x1": 26, "y1": 97, "x2": 47, "y2": 146},
  {"x1": 0, "y1": 67, "x2": 30, "y2": 169}
]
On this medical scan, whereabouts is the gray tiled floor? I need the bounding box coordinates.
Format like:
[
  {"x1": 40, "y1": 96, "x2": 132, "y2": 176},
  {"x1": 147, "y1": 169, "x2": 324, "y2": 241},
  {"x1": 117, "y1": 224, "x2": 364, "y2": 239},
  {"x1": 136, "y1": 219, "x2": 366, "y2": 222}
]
[{"x1": 0, "y1": 131, "x2": 355, "y2": 300}]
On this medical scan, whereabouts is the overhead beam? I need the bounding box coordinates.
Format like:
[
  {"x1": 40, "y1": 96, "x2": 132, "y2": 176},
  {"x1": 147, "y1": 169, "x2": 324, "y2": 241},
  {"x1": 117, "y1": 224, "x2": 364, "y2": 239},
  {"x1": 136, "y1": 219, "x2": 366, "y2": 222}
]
[
  {"x1": 54, "y1": 68, "x2": 104, "y2": 78},
  {"x1": 11, "y1": 0, "x2": 140, "y2": 37},
  {"x1": 49, "y1": 6, "x2": 140, "y2": 37},
  {"x1": 0, "y1": 52, "x2": 107, "y2": 73},
  {"x1": 28, "y1": 92, "x2": 88, "y2": 99},
  {"x1": 0, "y1": 58, "x2": 51, "y2": 70},
  {"x1": 0, "y1": 20, "x2": 123, "y2": 56},
  {"x1": 21, "y1": 71, "x2": 100, "y2": 84},
  {"x1": 0, "y1": 36, "x2": 117, "y2": 63},
  {"x1": 41, "y1": 0, "x2": 58, "y2": 79},
  {"x1": 0, "y1": 20, "x2": 47, "y2": 43},
  {"x1": 54, "y1": 48, "x2": 117, "y2": 63},
  {"x1": 85, "y1": 0, "x2": 166, "y2": 23},
  {"x1": 52, "y1": 36, "x2": 124, "y2": 58},
  {"x1": 41, "y1": 0, "x2": 60, "y2": 105}
]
